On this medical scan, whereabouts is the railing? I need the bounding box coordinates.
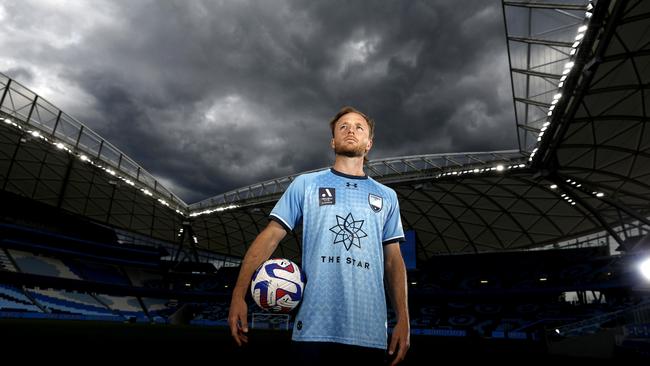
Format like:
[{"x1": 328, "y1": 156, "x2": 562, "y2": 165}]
[
  {"x1": 0, "y1": 73, "x2": 187, "y2": 214},
  {"x1": 553, "y1": 300, "x2": 650, "y2": 337},
  {"x1": 502, "y1": 1, "x2": 593, "y2": 156},
  {"x1": 190, "y1": 150, "x2": 526, "y2": 214}
]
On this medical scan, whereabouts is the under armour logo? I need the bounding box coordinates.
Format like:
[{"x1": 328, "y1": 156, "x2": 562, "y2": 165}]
[{"x1": 346, "y1": 182, "x2": 358, "y2": 188}]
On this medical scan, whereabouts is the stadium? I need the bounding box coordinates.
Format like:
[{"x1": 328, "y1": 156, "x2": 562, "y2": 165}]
[{"x1": 1, "y1": 0, "x2": 649, "y2": 362}]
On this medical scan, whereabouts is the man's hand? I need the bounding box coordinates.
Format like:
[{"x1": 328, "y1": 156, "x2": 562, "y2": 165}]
[
  {"x1": 388, "y1": 318, "x2": 410, "y2": 365},
  {"x1": 384, "y1": 242, "x2": 410, "y2": 365},
  {"x1": 228, "y1": 297, "x2": 249, "y2": 346},
  {"x1": 226, "y1": 220, "x2": 288, "y2": 346}
]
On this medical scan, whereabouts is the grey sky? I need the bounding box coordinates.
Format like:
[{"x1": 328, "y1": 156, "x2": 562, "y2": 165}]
[{"x1": 0, "y1": 0, "x2": 516, "y2": 203}]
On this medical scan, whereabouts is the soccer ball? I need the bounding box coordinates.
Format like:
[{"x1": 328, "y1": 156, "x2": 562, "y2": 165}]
[{"x1": 250, "y1": 258, "x2": 306, "y2": 313}]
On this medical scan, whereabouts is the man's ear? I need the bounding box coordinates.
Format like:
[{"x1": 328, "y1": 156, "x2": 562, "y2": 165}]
[
  {"x1": 331, "y1": 138, "x2": 336, "y2": 150},
  {"x1": 365, "y1": 138, "x2": 373, "y2": 153}
]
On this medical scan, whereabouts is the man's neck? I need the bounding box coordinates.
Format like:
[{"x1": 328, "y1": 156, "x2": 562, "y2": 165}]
[{"x1": 332, "y1": 155, "x2": 365, "y2": 177}]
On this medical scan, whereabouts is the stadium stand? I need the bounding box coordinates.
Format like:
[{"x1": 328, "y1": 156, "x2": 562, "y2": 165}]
[
  {"x1": 64, "y1": 259, "x2": 131, "y2": 286},
  {"x1": 0, "y1": 283, "x2": 41, "y2": 313},
  {"x1": 9, "y1": 249, "x2": 81, "y2": 279},
  {"x1": 27, "y1": 288, "x2": 120, "y2": 318},
  {"x1": 141, "y1": 297, "x2": 177, "y2": 323},
  {"x1": 94, "y1": 294, "x2": 148, "y2": 322},
  {"x1": 0, "y1": 248, "x2": 17, "y2": 272}
]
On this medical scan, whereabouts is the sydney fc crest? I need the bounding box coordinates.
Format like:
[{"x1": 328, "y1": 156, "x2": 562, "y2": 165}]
[{"x1": 368, "y1": 194, "x2": 383, "y2": 212}]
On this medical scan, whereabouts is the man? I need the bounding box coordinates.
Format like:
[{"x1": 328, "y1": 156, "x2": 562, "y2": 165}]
[{"x1": 228, "y1": 106, "x2": 410, "y2": 365}]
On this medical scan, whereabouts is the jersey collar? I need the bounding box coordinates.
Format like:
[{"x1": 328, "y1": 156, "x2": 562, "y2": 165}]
[{"x1": 330, "y1": 167, "x2": 368, "y2": 180}]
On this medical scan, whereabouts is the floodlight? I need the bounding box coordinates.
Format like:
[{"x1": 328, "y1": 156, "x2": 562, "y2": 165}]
[{"x1": 640, "y1": 258, "x2": 650, "y2": 281}]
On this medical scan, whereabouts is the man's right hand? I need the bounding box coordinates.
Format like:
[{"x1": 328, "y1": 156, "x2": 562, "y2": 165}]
[
  {"x1": 228, "y1": 297, "x2": 249, "y2": 346},
  {"x1": 226, "y1": 220, "x2": 288, "y2": 346}
]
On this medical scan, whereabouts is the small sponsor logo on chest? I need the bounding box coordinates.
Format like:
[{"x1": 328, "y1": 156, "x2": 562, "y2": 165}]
[{"x1": 319, "y1": 187, "x2": 336, "y2": 206}]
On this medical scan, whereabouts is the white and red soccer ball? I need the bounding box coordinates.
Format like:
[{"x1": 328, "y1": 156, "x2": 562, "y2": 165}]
[{"x1": 250, "y1": 258, "x2": 306, "y2": 313}]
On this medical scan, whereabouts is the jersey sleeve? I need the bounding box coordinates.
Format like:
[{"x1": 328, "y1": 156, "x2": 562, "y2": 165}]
[
  {"x1": 269, "y1": 175, "x2": 305, "y2": 233},
  {"x1": 382, "y1": 189, "x2": 405, "y2": 245}
]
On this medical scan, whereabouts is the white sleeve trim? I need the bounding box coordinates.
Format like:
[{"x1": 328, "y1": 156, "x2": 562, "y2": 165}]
[
  {"x1": 269, "y1": 213, "x2": 294, "y2": 231},
  {"x1": 383, "y1": 235, "x2": 405, "y2": 243}
]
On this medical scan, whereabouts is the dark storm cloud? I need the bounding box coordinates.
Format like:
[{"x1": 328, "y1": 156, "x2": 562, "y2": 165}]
[{"x1": 0, "y1": 0, "x2": 516, "y2": 203}]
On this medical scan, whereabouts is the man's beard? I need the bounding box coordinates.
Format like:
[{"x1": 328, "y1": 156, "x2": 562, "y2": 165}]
[{"x1": 334, "y1": 141, "x2": 366, "y2": 158}]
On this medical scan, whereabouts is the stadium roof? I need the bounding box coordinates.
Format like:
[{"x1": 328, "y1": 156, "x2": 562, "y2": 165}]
[
  {"x1": 1, "y1": 0, "x2": 648, "y2": 263},
  {"x1": 0, "y1": 75, "x2": 186, "y2": 242}
]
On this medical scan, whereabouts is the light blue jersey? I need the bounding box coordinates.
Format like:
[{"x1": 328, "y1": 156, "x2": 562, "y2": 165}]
[{"x1": 269, "y1": 168, "x2": 405, "y2": 349}]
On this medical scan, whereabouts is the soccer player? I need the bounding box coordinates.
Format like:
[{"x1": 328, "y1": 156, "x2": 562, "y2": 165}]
[{"x1": 228, "y1": 106, "x2": 410, "y2": 365}]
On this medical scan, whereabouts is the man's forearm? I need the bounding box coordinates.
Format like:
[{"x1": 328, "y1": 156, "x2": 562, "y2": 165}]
[
  {"x1": 231, "y1": 226, "x2": 283, "y2": 300},
  {"x1": 386, "y1": 253, "x2": 409, "y2": 322}
]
